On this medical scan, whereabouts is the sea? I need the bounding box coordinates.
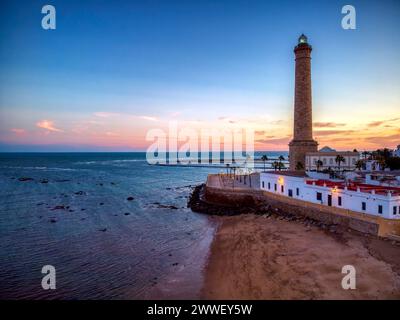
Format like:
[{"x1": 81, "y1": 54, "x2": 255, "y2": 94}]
[{"x1": 0, "y1": 151, "x2": 288, "y2": 299}]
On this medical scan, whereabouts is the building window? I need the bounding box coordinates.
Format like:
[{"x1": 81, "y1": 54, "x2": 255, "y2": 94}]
[
  {"x1": 288, "y1": 189, "x2": 293, "y2": 197},
  {"x1": 329, "y1": 159, "x2": 333, "y2": 165},
  {"x1": 281, "y1": 185, "x2": 284, "y2": 193},
  {"x1": 394, "y1": 206, "x2": 398, "y2": 215},
  {"x1": 296, "y1": 188, "x2": 299, "y2": 196},
  {"x1": 274, "y1": 184, "x2": 277, "y2": 191},
  {"x1": 268, "y1": 182, "x2": 271, "y2": 190},
  {"x1": 338, "y1": 196, "x2": 342, "y2": 206},
  {"x1": 378, "y1": 205, "x2": 383, "y2": 214},
  {"x1": 262, "y1": 181, "x2": 265, "y2": 188},
  {"x1": 362, "y1": 202, "x2": 366, "y2": 211},
  {"x1": 316, "y1": 192, "x2": 322, "y2": 201}
]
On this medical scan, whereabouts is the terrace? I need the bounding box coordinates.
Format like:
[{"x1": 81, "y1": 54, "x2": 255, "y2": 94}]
[{"x1": 305, "y1": 179, "x2": 400, "y2": 196}]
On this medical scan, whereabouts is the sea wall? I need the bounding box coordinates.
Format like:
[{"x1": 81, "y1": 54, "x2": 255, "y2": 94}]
[{"x1": 203, "y1": 175, "x2": 400, "y2": 238}]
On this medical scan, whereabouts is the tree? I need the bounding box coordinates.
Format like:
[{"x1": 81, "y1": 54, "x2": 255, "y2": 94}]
[
  {"x1": 386, "y1": 157, "x2": 400, "y2": 170},
  {"x1": 272, "y1": 161, "x2": 279, "y2": 171},
  {"x1": 295, "y1": 161, "x2": 304, "y2": 171},
  {"x1": 362, "y1": 151, "x2": 369, "y2": 160},
  {"x1": 261, "y1": 155, "x2": 268, "y2": 172},
  {"x1": 353, "y1": 149, "x2": 358, "y2": 153},
  {"x1": 278, "y1": 155, "x2": 285, "y2": 171},
  {"x1": 355, "y1": 160, "x2": 364, "y2": 171},
  {"x1": 277, "y1": 162, "x2": 286, "y2": 171},
  {"x1": 335, "y1": 155, "x2": 345, "y2": 171},
  {"x1": 316, "y1": 159, "x2": 323, "y2": 172}
]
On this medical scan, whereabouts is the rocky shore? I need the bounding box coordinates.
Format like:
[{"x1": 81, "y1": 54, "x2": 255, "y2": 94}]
[{"x1": 188, "y1": 184, "x2": 345, "y2": 234}]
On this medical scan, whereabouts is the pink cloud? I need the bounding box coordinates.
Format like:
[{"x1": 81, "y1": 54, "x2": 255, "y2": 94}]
[
  {"x1": 36, "y1": 120, "x2": 63, "y2": 132},
  {"x1": 139, "y1": 115, "x2": 158, "y2": 121},
  {"x1": 10, "y1": 128, "x2": 27, "y2": 136},
  {"x1": 94, "y1": 112, "x2": 120, "y2": 118}
]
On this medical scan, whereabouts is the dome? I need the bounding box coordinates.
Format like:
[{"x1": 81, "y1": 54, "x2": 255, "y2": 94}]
[{"x1": 298, "y1": 34, "x2": 308, "y2": 44}]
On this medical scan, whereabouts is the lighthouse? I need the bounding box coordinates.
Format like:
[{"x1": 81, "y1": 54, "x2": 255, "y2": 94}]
[{"x1": 289, "y1": 34, "x2": 318, "y2": 171}]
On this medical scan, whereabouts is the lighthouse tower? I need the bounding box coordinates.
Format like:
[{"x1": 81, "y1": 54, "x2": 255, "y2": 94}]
[{"x1": 289, "y1": 34, "x2": 318, "y2": 171}]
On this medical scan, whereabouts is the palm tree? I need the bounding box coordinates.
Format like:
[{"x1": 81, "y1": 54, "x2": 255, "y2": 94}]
[
  {"x1": 272, "y1": 161, "x2": 279, "y2": 171},
  {"x1": 278, "y1": 162, "x2": 286, "y2": 171},
  {"x1": 355, "y1": 160, "x2": 364, "y2": 171},
  {"x1": 316, "y1": 159, "x2": 323, "y2": 172},
  {"x1": 335, "y1": 155, "x2": 345, "y2": 171},
  {"x1": 261, "y1": 155, "x2": 268, "y2": 172},
  {"x1": 362, "y1": 151, "x2": 369, "y2": 160},
  {"x1": 295, "y1": 161, "x2": 304, "y2": 171},
  {"x1": 225, "y1": 163, "x2": 230, "y2": 176},
  {"x1": 278, "y1": 155, "x2": 285, "y2": 171}
]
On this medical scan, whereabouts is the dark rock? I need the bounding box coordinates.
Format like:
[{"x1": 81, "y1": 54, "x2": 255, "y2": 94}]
[
  {"x1": 124, "y1": 212, "x2": 130, "y2": 216},
  {"x1": 74, "y1": 191, "x2": 86, "y2": 195},
  {"x1": 51, "y1": 205, "x2": 66, "y2": 211},
  {"x1": 49, "y1": 218, "x2": 58, "y2": 223},
  {"x1": 127, "y1": 196, "x2": 134, "y2": 201},
  {"x1": 55, "y1": 179, "x2": 70, "y2": 182},
  {"x1": 18, "y1": 177, "x2": 34, "y2": 182},
  {"x1": 99, "y1": 203, "x2": 104, "y2": 206},
  {"x1": 40, "y1": 179, "x2": 49, "y2": 184},
  {"x1": 99, "y1": 228, "x2": 107, "y2": 232}
]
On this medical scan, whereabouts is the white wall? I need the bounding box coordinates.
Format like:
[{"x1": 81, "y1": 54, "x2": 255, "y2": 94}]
[{"x1": 260, "y1": 172, "x2": 400, "y2": 220}]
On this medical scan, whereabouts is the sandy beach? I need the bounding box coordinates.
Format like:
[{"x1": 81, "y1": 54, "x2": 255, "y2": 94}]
[{"x1": 202, "y1": 214, "x2": 400, "y2": 300}]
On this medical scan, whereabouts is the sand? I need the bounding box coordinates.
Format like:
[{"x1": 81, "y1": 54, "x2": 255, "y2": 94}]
[{"x1": 202, "y1": 214, "x2": 400, "y2": 300}]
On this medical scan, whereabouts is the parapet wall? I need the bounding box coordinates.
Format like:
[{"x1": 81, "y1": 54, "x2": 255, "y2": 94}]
[{"x1": 204, "y1": 175, "x2": 400, "y2": 238}]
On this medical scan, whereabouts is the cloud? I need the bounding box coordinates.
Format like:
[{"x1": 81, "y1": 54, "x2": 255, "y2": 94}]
[
  {"x1": 94, "y1": 112, "x2": 120, "y2": 118},
  {"x1": 36, "y1": 120, "x2": 63, "y2": 132},
  {"x1": 313, "y1": 122, "x2": 346, "y2": 128},
  {"x1": 256, "y1": 136, "x2": 291, "y2": 145},
  {"x1": 364, "y1": 133, "x2": 400, "y2": 146},
  {"x1": 367, "y1": 118, "x2": 400, "y2": 128},
  {"x1": 10, "y1": 128, "x2": 26, "y2": 136},
  {"x1": 367, "y1": 121, "x2": 384, "y2": 128},
  {"x1": 139, "y1": 116, "x2": 158, "y2": 121},
  {"x1": 314, "y1": 130, "x2": 355, "y2": 136}
]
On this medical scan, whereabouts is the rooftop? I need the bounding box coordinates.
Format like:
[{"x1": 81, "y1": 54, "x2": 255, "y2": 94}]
[
  {"x1": 305, "y1": 179, "x2": 400, "y2": 196},
  {"x1": 261, "y1": 170, "x2": 308, "y2": 177}
]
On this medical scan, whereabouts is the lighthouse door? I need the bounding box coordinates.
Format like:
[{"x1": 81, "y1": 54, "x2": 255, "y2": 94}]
[{"x1": 328, "y1": 195, "x2": 332, "y2": 206}]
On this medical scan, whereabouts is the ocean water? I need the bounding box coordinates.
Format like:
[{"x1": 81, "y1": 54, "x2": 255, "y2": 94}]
[{"x1": 0, "y1": 152, "x2": 286, "y2": 299}]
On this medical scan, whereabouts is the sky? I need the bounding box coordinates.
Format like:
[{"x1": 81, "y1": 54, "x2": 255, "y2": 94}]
[{"x1": 0, "y1": 0, "x2": 399, "y2": 152}]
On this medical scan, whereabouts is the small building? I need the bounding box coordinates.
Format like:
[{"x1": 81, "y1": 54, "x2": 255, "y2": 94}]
[
  {"x1": 305, "y1": 147, "x2": 359, "y2": 171},
  {"x1": 259, "y1": 171, "x2": 400, "y2": 219},
  {"x1": 393, "y1": 145, "x2": 400, "y2": 157}
]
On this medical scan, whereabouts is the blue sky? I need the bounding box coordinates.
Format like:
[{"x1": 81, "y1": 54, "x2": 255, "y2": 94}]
[{"x1": 0, "y1": 0, "x2": 399, "y2": 151}]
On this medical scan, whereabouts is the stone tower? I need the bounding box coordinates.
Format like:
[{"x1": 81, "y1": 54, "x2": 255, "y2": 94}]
[{"x1": 289, "y1": 34, "x2": 318, "y2": 170}]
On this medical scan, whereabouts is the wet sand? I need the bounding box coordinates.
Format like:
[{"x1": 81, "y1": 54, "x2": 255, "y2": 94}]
[{"x1": 202, "y1": 214, "x2": 400, "y2": 299}]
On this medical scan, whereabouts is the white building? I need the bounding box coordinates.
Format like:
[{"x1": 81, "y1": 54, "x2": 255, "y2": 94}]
[
  {"x1": 259, "y1": 171, "x2": 400, "y2": 220},
  {"x1": 305, "y1": 148, "x2": 360, "y2": 171},
  {"x1": 393, "y1": 145, "x2": 400, "y2": 157}
]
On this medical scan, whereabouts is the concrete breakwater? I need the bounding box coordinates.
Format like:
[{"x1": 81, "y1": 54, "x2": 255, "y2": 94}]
[{"x1": 188, "y1": 174, "x2": 400, "y2": 239}]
